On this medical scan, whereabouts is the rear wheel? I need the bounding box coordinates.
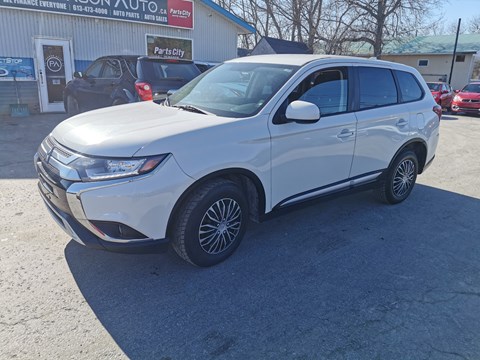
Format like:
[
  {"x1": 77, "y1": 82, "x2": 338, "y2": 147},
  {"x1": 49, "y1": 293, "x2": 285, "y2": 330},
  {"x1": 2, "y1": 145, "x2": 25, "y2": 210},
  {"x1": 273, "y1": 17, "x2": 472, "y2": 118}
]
[
  {"x1": 376, "y1": 150, "x2": 418, "y2": 204},
  {"x1": 172, "y1": 179, "x2": 248, "y2": 267},
  {"x1": 112, "y1": 98, "x2": 126, "y2": 106},
  {"x1": 66, "y1": 95, "x2": 80, "y2": 115}
]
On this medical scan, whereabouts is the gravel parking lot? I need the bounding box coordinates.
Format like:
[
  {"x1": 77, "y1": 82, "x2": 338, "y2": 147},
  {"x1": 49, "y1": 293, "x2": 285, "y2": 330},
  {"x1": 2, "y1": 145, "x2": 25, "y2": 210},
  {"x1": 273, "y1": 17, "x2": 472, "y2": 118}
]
[{"x1": 1, "y1": 112, "x2": 479, "y2": 359}]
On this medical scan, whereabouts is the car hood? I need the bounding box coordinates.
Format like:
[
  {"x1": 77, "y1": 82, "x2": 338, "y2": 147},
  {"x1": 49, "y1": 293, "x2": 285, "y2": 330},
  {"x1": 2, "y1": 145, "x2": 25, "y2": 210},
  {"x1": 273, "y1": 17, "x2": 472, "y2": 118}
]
[
  {"x1": 51, "y1": 102, "x2": 232, "y2": 157},
  {"x1": 458, "y1": 92, "x2": 480, "y2": 99}
]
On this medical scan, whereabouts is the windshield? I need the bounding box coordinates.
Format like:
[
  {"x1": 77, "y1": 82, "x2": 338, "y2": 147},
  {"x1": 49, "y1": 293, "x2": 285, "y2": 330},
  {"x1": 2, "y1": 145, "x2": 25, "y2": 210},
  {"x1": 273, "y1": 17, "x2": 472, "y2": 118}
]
[
  {"x1": 427, "y1": 83, "x2": 441, "y2": 91},
  {"x1": 168, "y1": 62, "x2": 299, "y2": 117},
  {"x1": 461, "y1": 83, "x2": 480, "y2": 93}
]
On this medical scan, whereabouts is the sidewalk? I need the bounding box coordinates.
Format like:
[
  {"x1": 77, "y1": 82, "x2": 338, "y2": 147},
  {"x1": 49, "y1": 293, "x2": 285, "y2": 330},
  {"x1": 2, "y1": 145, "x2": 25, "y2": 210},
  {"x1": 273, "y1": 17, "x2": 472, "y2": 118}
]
[{"x1": 0, "y1": 113, "x2": 69, "y2": 179}]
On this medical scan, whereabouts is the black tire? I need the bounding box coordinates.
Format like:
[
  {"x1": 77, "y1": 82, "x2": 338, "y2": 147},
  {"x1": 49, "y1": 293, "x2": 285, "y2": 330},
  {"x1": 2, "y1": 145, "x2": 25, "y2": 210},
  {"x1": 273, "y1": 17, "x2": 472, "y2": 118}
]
[
  {"x1": 112, "y1": 98, "x2": 126, "y2": 106},
  {"x1": 172, "y1": 179, "x2": 248, "y2": 267},
  {"x1": 66, "y1": 95, "x2": 80, "y2": 116},
  {"x1": 376, "y1": 150, "x2": 418, "y2": 204}
]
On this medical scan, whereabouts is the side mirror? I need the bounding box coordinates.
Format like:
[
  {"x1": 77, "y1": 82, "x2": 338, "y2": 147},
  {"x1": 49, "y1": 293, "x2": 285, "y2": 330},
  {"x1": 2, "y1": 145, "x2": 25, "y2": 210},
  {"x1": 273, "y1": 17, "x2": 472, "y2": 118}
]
[
  {"x1": 73, "y1": 71, "x2": 83, "y2": 79},
  {"x1": 285, "y1": 100, "x2": 320, "y2": 124},
  {"x1": 442, "y1": 90, "x2": 449, "y2": 94}
]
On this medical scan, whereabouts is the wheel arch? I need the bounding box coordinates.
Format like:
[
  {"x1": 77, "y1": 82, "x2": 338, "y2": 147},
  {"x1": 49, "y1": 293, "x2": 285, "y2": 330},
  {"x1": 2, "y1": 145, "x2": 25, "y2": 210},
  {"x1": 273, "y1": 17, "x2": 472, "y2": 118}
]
[
  {"x1": 110, "y1": 87, "x2": 132, "y2": 104},
  {"x1": 166, "y1": 168, "x2": 267, "y2": 238},
  {"x1": 389, "y1": 138, "x2": 428, "y2": 174}
]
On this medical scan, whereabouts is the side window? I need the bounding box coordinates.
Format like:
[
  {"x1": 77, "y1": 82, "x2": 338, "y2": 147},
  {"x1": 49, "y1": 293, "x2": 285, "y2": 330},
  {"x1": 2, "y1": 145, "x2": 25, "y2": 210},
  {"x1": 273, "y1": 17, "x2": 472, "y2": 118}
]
[
  {"x1": 395, "y1": 70, "x2": 423, "y2": 103},
  {"x1": 298, "y1": 68, "x2": 348, "y2": 116},
  {"x1": 126, "y1": 59, "x2": 138, "y2": 78},
  {"x1": 102, "y1": 59, "x2": 122, "y2": 78},
  {"x1": 84, "y1": 60, "x2": 104, "y2": 78},
  {"x1": 358, "y1": 67, "x2": 398, "y2": 109}
]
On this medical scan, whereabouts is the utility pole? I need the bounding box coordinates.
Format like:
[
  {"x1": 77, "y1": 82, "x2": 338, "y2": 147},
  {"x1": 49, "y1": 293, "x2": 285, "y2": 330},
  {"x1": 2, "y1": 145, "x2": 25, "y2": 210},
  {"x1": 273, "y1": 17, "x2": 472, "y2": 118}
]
[{"x1": 449, "y1": 18, "x2": 461, "y2": 85}]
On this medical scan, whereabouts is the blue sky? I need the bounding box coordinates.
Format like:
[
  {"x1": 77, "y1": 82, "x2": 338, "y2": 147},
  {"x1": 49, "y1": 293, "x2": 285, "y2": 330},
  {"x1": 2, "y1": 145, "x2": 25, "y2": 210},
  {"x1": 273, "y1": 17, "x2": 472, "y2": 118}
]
[{"x1": 438, "y1": 0, "x2": 480, "y2": 24}]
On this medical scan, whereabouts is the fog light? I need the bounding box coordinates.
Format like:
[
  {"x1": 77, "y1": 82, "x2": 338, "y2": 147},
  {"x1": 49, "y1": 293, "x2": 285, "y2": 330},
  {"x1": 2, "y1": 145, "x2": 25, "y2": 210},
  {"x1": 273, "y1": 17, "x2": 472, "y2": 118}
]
[{"x1": 90, "y1": 221, "x2": 147, "y2": 240}]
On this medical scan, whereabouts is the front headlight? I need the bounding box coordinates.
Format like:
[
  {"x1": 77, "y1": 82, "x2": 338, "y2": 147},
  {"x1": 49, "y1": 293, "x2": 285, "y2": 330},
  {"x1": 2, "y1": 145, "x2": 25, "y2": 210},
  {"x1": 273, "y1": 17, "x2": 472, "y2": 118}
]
[
  {"x1": 453, "y1": 95, "x2": 461, "y2": 102},
  {"x1": 70, "y1": 154, "x2": 168, "y2": 182}
]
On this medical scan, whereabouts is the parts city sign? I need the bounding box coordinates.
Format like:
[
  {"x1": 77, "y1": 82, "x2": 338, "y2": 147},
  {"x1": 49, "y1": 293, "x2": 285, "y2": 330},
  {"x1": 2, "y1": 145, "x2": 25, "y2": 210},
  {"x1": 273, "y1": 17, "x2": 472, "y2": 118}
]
[
  {"x1": 146, "y1": 35, "x2": 192, "y2": 60},
  {"x1": 0, "y1": 0, "x2": 193, "y2": 29}
]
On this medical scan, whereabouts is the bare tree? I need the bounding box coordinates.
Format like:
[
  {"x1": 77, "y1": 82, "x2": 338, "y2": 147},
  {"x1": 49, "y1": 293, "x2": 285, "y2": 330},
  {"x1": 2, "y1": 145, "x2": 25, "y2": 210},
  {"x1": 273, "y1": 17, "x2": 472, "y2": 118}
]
[
  {"x1": 341, "y1": 0, "x2": 447, "y2": 57},
  {"x1": 215, "y1": 0, "x2": 447, "y2": 56},
  {"x1": 467, "y1": 15, "x2": 480, "y2": 34},
  {"x1": 446, "y1": 19, "x2": 466, "y2": 35}
]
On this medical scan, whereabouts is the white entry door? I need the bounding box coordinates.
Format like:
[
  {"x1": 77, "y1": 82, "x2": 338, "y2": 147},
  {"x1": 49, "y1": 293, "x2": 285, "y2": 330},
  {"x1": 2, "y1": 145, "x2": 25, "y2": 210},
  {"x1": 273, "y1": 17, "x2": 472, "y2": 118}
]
[{"x1": 35, "y1": 38, "x2": 73, "y2": 113}]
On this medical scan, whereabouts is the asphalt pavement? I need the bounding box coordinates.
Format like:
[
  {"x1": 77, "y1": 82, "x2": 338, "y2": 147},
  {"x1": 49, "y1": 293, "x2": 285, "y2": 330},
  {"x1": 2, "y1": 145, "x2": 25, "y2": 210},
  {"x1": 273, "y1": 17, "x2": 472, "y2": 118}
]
[{"x1": 1, "y1": 112, "x2": 479, "y2": 359}]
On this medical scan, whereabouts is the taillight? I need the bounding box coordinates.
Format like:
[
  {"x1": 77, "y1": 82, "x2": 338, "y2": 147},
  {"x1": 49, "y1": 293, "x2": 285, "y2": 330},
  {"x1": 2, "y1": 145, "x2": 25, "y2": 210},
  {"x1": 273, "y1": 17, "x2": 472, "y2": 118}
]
[
  {"x1": 433, "y1": 105, "x2": 442, "y2": 121},
  {"x1": 135, "y1": 82, "x2": 153, "y2": 101}
]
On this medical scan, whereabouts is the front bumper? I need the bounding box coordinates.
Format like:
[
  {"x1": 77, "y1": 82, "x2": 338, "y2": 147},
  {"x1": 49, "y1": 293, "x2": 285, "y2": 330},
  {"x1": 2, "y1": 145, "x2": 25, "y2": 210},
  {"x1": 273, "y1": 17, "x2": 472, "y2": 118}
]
[
  {"x1": 34, "y1": 136, "x2": 193, "y2": 252},
  {"x1": 39, "y1": 186, "x2": 169, "y2": 253},
  {"x1": 451, "y1": 101, "x2": 480, "y2": 113}
]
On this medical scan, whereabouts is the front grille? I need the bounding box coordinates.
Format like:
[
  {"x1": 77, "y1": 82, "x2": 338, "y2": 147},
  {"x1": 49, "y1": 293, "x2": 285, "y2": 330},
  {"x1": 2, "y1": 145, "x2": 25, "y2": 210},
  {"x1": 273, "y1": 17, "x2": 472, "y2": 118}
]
[
  {"x1": 38, "y1": 144, "x2": 47, "y2": 159},
  {"x1": 46, "y1": 136, "x2": 55, "y2": 148},
  {"x1": 462, "y1": 99, "x2": 480, "y2": 103},
  {"x1": 37, "y1": 173, "x2": 72, "y2": 216},
  {"x1": 457, "y1": 107, "x2": 480, "y2": 111},
  {"x1": 40, "y1": 158, "x2": 60, "y2": 177},
  {"x1": 53, "y1": 144, "x2": 73, "y2": 158}
]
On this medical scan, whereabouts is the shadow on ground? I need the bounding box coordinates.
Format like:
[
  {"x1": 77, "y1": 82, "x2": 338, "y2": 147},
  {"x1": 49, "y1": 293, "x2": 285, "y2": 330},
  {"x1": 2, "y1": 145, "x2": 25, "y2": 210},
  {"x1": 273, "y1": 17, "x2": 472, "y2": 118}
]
[
  {"x1": 0, "y1": 113, "x2": 67, "y2": 179},
  {"x1": 65, "y1": 185, "x2": 480, "y2": 359}
]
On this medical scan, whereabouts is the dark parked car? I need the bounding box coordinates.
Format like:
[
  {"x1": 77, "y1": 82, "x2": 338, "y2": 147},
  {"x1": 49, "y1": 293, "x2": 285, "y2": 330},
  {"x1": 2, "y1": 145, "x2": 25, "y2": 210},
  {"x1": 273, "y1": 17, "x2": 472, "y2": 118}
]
[
  {"x1": 194, "y1": 61, "x2": 219, "y2": 73},
  {"x1": 64, "y1": 55, "x2": 201, "y2": 114},
  {"x1": 426, "y1": 81, "x2": 453, "y2": 111},
  {"x1": 451, "y1": 82, "x2": 480, "y2": 115}
]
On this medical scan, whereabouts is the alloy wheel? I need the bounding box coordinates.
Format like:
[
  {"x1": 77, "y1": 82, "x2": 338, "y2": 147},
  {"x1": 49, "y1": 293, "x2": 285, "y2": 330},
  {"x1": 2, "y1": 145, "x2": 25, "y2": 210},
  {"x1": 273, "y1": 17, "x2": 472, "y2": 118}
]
[{"x1": 198, "y1": 198, "x2": 242, "y2": 255}]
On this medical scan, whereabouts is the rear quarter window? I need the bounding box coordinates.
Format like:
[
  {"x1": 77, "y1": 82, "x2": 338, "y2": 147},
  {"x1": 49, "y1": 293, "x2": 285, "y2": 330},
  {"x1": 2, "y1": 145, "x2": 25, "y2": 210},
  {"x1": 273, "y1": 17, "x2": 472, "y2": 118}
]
[
  {"x1": 395, "y1": 71, "x2": 424, "y2": 102},
  {"x1": 138, "y1": 60, "x2": 200, "y2": 81},
  {"x1": 125, "y1": 59, "x2": 138, "y2": 78}
]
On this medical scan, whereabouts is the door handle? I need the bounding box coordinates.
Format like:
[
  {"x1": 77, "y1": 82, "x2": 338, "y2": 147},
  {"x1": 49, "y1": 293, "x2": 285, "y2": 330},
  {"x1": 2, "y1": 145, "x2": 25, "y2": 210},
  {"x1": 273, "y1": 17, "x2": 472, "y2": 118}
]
[
  {"x1": 337, "y1": 129, "x2": 355, "y2": 139},
  {"x1": 39, "y1": 70, "x2": 44, "y2": 85},
  {"x1": 396, "y1": 119, "x2": 408, "y2": 127}
]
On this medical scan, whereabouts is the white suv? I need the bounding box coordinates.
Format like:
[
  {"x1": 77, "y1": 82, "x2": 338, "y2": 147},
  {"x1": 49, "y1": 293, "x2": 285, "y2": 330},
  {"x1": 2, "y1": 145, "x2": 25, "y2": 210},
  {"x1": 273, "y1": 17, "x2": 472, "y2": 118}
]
[{"x1": 35, "y1": 55, "x2": 440, "y2": 266}]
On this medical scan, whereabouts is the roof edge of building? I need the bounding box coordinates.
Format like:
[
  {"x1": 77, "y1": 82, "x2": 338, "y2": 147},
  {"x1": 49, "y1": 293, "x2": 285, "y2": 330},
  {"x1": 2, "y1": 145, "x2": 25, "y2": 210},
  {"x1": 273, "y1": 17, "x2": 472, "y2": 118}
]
[{"x1": 199, "y1": 0, "x2": 255, "y2": 34}]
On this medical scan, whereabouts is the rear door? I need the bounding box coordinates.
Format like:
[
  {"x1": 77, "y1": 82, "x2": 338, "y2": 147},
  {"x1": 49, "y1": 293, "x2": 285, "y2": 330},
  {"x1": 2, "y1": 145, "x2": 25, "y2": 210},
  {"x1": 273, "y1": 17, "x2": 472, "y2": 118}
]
[
  {"x1": 90, "y1": 58, "x2": 123, "y2": 107},
  {"x1": 75, "y1": 58, "x2": 123, "y2": 110},
  {"x1": 350, "y1": 66, "x2": 411, "y2": 177},
  {"x1": 75, "y1": 59, "x2": 105, "y2": 111}
]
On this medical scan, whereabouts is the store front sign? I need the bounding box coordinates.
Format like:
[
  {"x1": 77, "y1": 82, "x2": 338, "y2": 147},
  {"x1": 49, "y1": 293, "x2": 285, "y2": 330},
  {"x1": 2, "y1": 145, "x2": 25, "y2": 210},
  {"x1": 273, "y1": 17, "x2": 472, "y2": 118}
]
[
  {"x1": 0, "y1": 57, "x2": 36, "y2": 81},
  {"x1": 0, "y1": 0, "x2": 193, "y2": 29},
  {"x1": 146, "y1": 35, "x2": 192, "y2": 60}
]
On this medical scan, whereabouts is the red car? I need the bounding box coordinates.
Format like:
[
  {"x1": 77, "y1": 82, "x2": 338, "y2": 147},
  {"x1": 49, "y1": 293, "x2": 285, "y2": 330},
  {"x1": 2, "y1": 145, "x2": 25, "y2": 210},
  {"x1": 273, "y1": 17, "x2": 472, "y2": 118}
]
[
  {"x1": 451, "y1": 82, "x2": 480, "y2": 115},
  {"x1": 427, "y1": 82, "x2": 453, "y2": 111}
]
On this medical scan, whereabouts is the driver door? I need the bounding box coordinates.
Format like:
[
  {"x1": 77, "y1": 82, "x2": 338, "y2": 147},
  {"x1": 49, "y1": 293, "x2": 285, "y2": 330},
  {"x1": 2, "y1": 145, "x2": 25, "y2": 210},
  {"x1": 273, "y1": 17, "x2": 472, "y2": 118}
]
[{"x1": 268, "y1": 66, "x2": 357, "y2": 208}]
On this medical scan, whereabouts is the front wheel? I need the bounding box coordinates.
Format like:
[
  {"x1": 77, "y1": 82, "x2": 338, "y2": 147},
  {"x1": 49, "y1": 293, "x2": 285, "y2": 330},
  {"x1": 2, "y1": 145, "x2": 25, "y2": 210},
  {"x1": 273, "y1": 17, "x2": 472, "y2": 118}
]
[
  {"x1": 376, "y1": 150, "x2": 418, "y2": 204},
  {"x1": 172, "y1": 179, "x2": 248, "y2": 267}
]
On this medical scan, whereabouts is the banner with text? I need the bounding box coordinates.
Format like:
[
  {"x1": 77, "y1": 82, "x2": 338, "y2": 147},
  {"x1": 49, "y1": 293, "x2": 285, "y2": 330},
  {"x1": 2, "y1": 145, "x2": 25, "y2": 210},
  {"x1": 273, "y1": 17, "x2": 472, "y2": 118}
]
[
  {"x1": 0, "y1": 0, "x2": 193, "y2": 29},
  {"x1": 0, "y1": 57, "x2": 36, "y2": 81},
  {"x1": 146, "y1": 35, "x2": 192, "y2": 60}
]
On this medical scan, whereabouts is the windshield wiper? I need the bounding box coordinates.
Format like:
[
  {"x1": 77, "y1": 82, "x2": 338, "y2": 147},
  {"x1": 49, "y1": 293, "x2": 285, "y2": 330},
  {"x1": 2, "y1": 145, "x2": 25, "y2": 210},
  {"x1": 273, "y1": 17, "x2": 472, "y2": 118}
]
[{"x1": 172, "y1": 104, "x2": 209, "y2": 115}]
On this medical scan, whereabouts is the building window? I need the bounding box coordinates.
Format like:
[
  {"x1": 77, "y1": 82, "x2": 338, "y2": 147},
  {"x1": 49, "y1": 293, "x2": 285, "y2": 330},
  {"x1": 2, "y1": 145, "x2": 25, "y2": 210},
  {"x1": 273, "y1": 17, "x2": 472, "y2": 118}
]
[
  {"x1": 418, "y1": 59, "x2": 429, "y2": 67},
  {"x1": 456, "y1": 55, "x2": 466, "y2": 62}
]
